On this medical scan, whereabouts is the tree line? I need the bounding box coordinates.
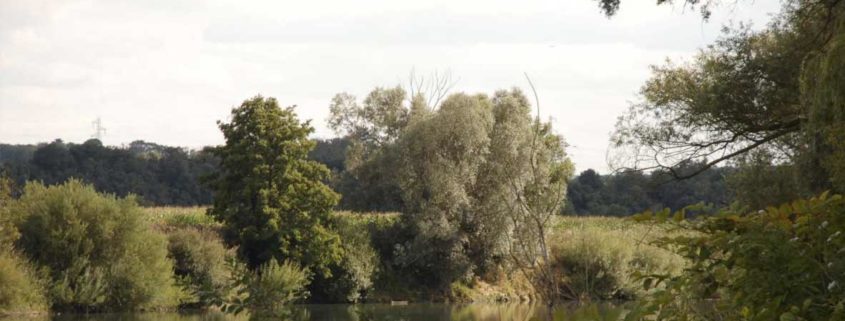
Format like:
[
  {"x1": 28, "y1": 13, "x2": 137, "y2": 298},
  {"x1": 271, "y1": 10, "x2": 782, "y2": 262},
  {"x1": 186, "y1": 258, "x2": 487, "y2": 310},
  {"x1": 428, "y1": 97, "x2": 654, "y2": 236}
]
[
  {"x1": 2, "y1": 137, "x2": 737, "y2": 214},
  {"x1": 0, "y1": 140, "x2": 216, "y2": 206}
]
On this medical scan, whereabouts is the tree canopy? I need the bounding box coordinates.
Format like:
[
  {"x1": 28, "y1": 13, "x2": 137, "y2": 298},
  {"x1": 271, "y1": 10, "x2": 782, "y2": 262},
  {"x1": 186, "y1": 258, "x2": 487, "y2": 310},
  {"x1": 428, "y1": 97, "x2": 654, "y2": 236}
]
[
  {"x1": 205, "y1": 96, "x2": 342, "y2": 276},
  {"x1": 607, "y1": 0, "x2": 845, "y2": 204}
]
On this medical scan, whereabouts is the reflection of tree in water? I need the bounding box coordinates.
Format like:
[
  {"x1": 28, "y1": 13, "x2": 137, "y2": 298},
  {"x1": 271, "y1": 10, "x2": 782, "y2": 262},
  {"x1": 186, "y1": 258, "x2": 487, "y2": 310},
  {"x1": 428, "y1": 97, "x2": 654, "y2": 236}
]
[
  {"x1": 49, "y1": 311, "x2": 246, "y2": 321},
  {"x1": 47, "y1": 304, "x2": 625, "y2": 321},
  {"x1": 247, "y1": 305, "x2": 309, "y2": 321},
  {"x1": 447, "y1": 303, "x2": 625, "y2": 321}
]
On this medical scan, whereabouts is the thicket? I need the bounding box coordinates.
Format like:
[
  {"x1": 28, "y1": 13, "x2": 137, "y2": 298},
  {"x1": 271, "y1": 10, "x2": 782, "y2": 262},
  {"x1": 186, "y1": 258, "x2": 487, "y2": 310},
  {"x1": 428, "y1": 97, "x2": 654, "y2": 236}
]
[
  {"x1": 626, "y1": 194, "x2": 845, "y2": 321},
  {"x1": 222, "y1": 259, "x2": 310, "y2": 318},
  {"x1": 309, "y1": 214, "x2": 380, "y2": 303},
  {"x1": 167, "y1": 228, "x2": 232, "y2": 308},
  {"x1": 0, "y1": 174, "x2": 47, "y2": 316},
  {"x1": 0, "y1": 249, "x2": 48, "y2": 316},
  {"x1": 10, "y1": 180, "x2": 182, "y2": 312}
]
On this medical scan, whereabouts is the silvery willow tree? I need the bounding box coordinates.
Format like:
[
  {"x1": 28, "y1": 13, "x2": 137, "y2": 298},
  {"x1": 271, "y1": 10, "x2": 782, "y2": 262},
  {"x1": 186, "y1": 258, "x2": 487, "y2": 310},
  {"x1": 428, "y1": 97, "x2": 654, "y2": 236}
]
[{"x1": 329, "y1": 86, "x2": 573, "y2": 294}]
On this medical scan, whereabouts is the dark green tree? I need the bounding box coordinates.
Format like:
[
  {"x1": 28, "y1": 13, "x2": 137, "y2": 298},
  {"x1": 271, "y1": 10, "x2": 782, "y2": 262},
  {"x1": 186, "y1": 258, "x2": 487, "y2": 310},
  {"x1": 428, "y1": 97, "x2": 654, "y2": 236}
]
[{"x1": 205, "y1": 96, "x2": 342, "y2": 278}]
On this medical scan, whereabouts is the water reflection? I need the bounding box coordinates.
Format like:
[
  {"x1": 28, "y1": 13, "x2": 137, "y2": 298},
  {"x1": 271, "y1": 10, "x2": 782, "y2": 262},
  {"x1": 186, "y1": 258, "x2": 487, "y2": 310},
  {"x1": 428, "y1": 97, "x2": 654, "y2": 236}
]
[{"x1": 7, "y1": 303, "x2": 626, "y2": 321}]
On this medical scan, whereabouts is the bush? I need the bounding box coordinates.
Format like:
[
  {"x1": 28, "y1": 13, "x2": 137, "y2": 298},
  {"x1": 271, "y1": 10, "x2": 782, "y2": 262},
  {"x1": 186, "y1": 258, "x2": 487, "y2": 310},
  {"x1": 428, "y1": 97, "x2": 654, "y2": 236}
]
[
  {"x1": 167, "y1": 228, "x2": 232, "y2": 307},
  {"x1": 223, "y1": 259, "x2": 310, "y2": 317},
  {"x1": 309, "y1": 214, "x2": 379, "y2": 303},
  {"x1": 627, "y1": 194, "x2": 845, "y2": 321},
  {"x1": 12, "y1": 180, "x2": 182, "y2": 311},
  {"x1": 0, "y1": 249, "x2": 47, "y2": 315}
]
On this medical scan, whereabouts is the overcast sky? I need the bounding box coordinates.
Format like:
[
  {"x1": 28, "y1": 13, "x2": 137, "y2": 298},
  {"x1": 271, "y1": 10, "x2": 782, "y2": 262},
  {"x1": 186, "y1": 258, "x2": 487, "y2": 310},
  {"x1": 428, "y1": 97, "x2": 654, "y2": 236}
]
[{"x1": 0, "y1": 0, "x2": 780, "y2": 173}]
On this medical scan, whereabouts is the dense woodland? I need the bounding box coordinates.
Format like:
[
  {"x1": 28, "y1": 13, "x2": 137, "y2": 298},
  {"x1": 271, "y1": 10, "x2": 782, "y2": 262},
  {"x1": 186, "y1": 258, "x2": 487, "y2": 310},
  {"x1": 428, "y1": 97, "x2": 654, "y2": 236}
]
[
  {"x1": 0, "y1": 139, "x2": 733, "y2": 215},
  {"x1": 0, "y1": 140, "x2": 216, "y2": 205}
]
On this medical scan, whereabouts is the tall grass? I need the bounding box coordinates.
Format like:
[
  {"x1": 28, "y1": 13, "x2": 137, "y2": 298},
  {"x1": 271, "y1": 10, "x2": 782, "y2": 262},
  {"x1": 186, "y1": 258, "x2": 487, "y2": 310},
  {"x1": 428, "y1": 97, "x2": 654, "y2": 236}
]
[
  {"x1": 144, "y1": 207, "x2": 219, "y2": 230},
  {"x1": 548, "y1": 216, "x2": 684, "y2": 300}
]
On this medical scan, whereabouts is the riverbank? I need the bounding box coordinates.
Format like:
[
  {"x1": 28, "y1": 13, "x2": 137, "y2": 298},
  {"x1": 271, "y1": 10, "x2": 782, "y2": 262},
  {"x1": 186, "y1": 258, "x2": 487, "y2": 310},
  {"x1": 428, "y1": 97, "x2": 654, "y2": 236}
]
[
  {"x1": 145, "y1": 207, "x2": 683, "y2": 304},
  {"x1": 0, "y1": 200, "x2": 681, "y2": 318}
]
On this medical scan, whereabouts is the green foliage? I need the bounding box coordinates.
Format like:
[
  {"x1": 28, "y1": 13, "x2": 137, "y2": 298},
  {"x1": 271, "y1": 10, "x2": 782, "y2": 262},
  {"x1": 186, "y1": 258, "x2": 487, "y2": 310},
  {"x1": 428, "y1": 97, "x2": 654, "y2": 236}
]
[
  {"x1": 802, "y1": 9, "x2": 845, "y2": 194},
  {"x1": 2, "y1": 139, "x2": 216, "y2": 206},
  {"x1": 610, "y1": 20, "x2": 807, "y2": 187},
  {"x1": 328, "y1": 87, "x2": 409, "y2": 148},
  {"x1": 309, "y1": 214, "x2": 379, "y2": 303},
  {"x1": 549, "y1": 217, "x2": 683, "y2": 301},
  {"x1": 144, "y1": 206, "x2": 219, "y2": 230},
  {"x1": 607, "y1": 1, "x2": 845, "y2": 208},
  {"x1": 394, "y1": 92, "x2": 495, "y2": 288},
  {"x1": 222, "y1": 259, "x2": 310, "y2": 317},
  {"x1": 309, "y1": 137, "x2": 350, "y2": 173},
  {"x1": 327, "y1": 88, "x2": 408, "y2": 213},
  {"x1": 0, "y1": 173, "x2": 19, "y2": 247},
  {"x1": 0, "y1": 249, "x2": 48, "y2": 315},
  {"x1": 727, "y1": 151, "x2": 805, "y2": 209},
  {"x1": 627, "y1": 193, "x2": 845, "y2": 320},
  {"x1": 167, "y1": 228, "x2": 232, "y2": 308},
  {"x1": 206, "y1": 95, "x2": 342, "y2": 277},
  {"x1": 330, "y1": 87, "x2": 574, "y2": 294},
  {"x1": 12, "y1": 180, "x2": 181, "y2": 311}
]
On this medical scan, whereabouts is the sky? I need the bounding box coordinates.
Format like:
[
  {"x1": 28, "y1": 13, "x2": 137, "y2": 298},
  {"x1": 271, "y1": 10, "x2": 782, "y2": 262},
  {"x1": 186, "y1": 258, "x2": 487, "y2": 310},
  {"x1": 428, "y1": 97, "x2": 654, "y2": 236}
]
[{"x1": 0, "y1": 0, "x2": 781, "y2": 173}]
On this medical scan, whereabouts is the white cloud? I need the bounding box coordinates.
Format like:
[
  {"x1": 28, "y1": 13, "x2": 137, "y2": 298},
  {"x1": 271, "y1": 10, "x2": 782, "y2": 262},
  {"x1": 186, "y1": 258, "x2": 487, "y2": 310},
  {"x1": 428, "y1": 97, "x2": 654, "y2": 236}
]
[{"x1": 0, "y1": 0, "x2": 780, "y2": 172}]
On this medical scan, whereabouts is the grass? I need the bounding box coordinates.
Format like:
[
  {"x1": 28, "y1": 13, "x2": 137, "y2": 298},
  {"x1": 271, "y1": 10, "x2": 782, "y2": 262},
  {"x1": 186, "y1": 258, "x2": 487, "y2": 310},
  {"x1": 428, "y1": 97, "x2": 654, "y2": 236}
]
[
  {"x1": 548, "y1": 216, "x2": 684, "y2": 300},
  {"x1": 143, "y1": 206, "x2": 219, "y2": 230},
  {"x1": 143, "y1": 208, "x2": 399, "y2": 230}
]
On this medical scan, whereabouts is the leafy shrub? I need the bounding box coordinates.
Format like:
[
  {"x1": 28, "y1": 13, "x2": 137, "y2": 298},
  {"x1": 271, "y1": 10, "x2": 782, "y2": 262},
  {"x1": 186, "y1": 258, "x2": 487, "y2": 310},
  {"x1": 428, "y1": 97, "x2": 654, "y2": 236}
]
[
  {"x1": 0, "y1": 249, "x2": 47, "y2": 315},
  {"x1": 12, "y1": 180, "x2": 182, "y2": 311},
  {"x1": 309, "y1": 214, "x2": 379, "y2": 303},
  {"x1": 549, "y1": 217, "x2": 683, "y2": 301},
  {"x1": 627, "y1": 194, "x2": 845, "y2": 321},
  {"x1": 167, "y1": 228, "x2": 232, "y2": 307},
  {"x1": 223, "y1": 259, "x2": 310, "y2": 317}
]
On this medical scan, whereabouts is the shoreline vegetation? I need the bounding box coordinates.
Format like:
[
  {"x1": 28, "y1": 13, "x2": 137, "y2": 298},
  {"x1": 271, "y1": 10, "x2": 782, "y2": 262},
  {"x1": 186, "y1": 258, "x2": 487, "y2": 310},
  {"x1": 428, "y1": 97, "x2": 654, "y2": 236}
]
[{"x1": 0, "y1": 200, "x2": 683, "y2": 318}]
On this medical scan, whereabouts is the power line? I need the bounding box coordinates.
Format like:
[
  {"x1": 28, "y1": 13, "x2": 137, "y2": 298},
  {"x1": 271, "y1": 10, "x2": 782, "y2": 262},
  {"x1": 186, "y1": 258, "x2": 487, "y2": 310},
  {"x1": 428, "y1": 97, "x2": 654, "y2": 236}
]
[{"x1": 91, "y1": 117, "x2": 107, "y2": 140}]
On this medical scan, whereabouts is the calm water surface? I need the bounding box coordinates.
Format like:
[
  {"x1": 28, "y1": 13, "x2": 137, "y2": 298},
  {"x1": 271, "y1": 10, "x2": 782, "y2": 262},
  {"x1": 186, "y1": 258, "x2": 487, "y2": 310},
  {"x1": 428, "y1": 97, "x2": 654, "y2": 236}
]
[{"x1": 8, "y1": 304, "x2": 626, "y2": 321}]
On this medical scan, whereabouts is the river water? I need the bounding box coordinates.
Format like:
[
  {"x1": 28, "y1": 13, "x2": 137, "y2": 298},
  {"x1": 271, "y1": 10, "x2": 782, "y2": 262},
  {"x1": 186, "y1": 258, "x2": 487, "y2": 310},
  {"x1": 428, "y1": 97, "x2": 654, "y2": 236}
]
[{"x1": 8, "y1": 303, "x2": 627, "y2": 321}]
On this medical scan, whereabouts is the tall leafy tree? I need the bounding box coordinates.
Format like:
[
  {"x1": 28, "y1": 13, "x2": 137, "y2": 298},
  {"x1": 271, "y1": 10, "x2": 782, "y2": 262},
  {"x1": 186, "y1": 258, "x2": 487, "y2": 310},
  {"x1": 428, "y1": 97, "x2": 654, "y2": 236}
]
[
  {"x1": 606, "y1": 0, "x2": 845, "y2": 206},
  {"x1": 330, "y1": 87, "x2": 574, "y2": 293},
  {"x1": 395, "y1": 92, "x2": 495, "y2": 287},
  {"x1": 206, "y1": 96, "x2": 341, "y2": 276}
]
